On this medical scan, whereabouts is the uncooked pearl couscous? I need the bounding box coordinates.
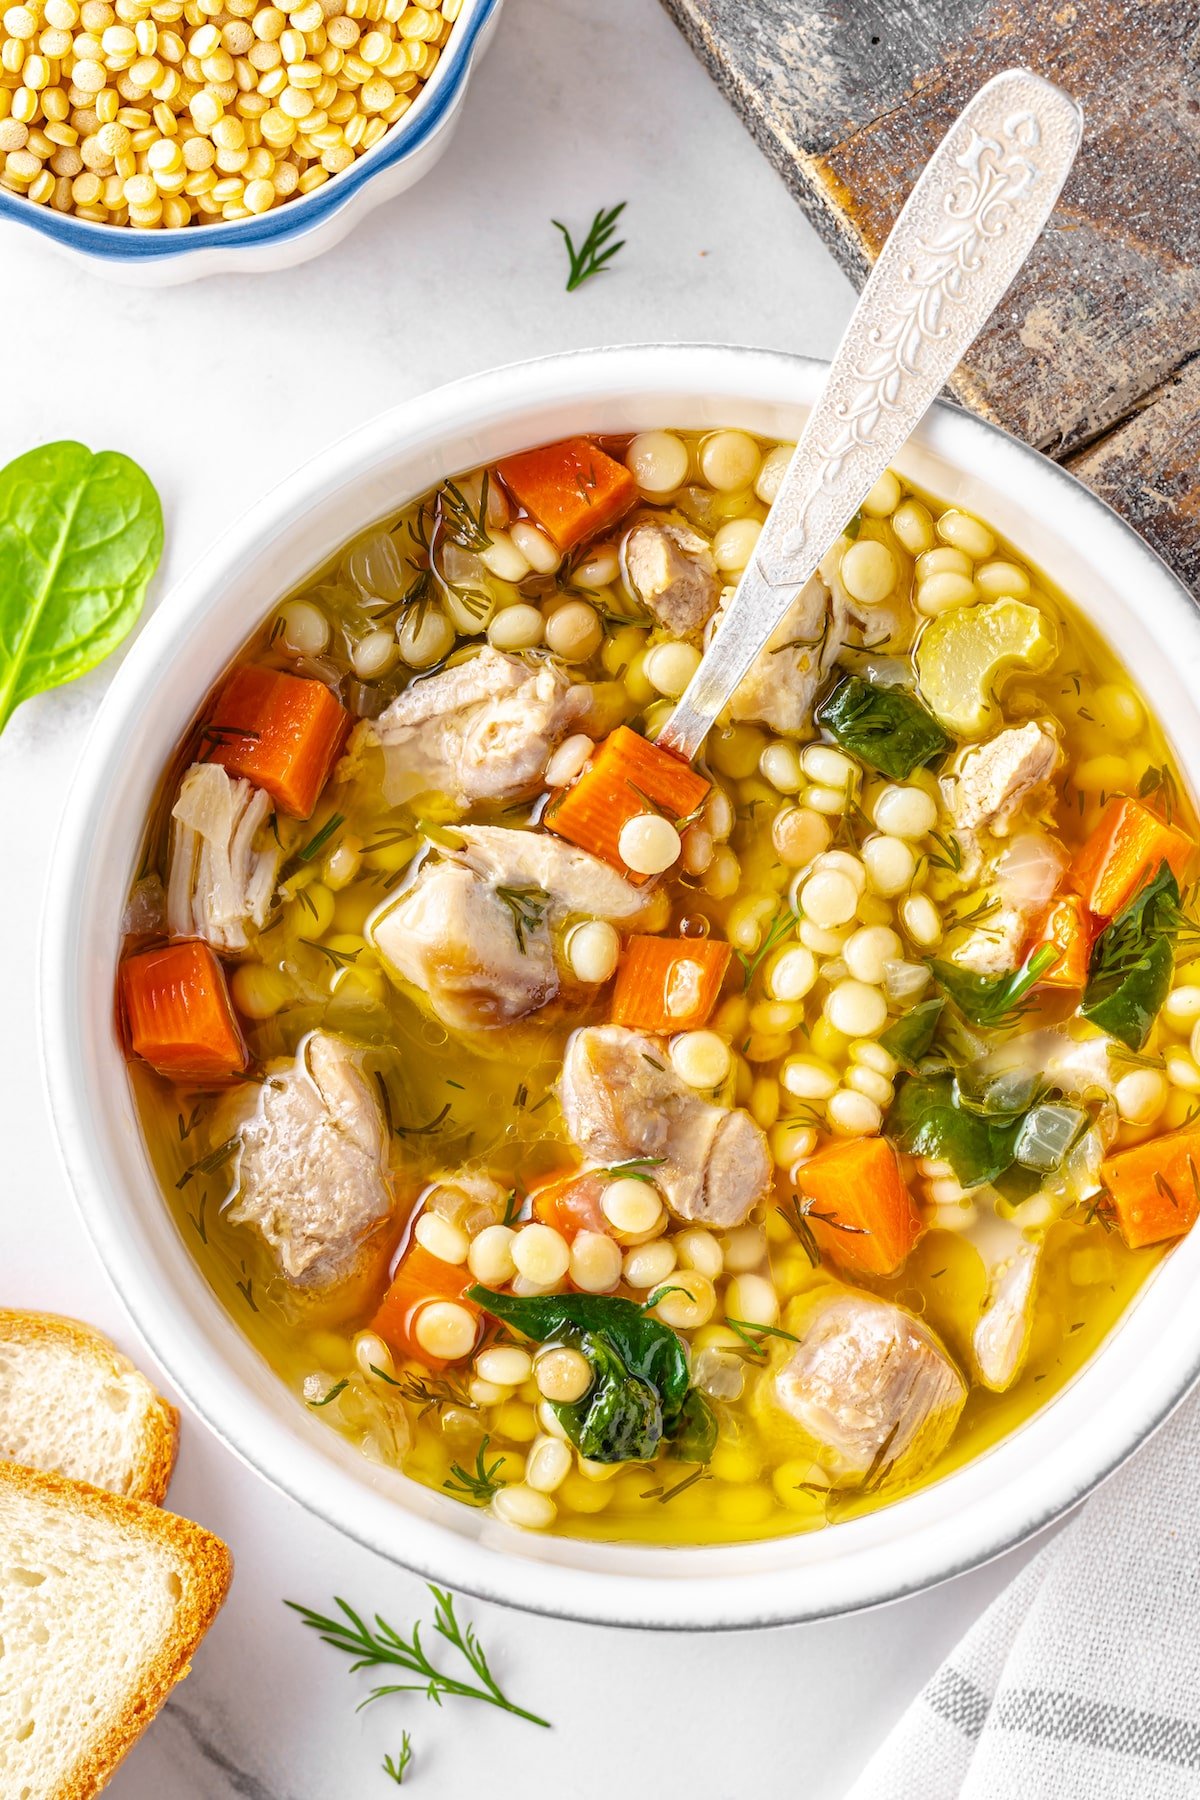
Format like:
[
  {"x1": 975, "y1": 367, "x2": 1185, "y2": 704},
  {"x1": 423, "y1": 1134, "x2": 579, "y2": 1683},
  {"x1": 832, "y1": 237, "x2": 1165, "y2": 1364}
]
[{"x1": 0, "y1": 0, "x2": 460, "y2": 227}]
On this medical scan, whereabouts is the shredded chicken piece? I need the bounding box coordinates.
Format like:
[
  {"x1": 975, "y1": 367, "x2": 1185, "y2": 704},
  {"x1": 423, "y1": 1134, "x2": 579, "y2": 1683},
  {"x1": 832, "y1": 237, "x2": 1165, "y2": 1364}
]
[
  {"x1": 371, "y1": 647, "x2": 590, "y2": 809},
  {"x1": 228, "y1": 1031, "x2": 394, "y2": 1310},
  {"x1": 166, "y1": 761, "x2": 281, "y2": 955},
  {"x1": 718, "y1": 572, "x2": 834, "y2": 735},
  {"x1": 558, "y1": 1024, "x2": 771, "y2": 1227},
  {"x1": 452, "y1": 825, "x2": 650, "y2": 921},
  {"x1": 945, "y1": 722, "x2": 1060, "y2": 837},
  {"x1": 768, "y1": 1285, "x2": 967, "y2": 1486},
  {"x1": 974, "y1": 1239, "x2": 1041, "y2": 1391},
  {"x1": 623, "y1": 519, "x2": 721, "y2": 637}
]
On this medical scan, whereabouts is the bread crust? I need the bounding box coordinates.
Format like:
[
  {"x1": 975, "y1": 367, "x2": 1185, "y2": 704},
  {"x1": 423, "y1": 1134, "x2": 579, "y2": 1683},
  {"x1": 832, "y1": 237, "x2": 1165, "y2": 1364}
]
[
  {"x1": 0, "y1": 1309, "x2": 179, "y2": 1503},
  {"x1": 0, "y1": 1459, "x2": 233, "y2": 1800}
]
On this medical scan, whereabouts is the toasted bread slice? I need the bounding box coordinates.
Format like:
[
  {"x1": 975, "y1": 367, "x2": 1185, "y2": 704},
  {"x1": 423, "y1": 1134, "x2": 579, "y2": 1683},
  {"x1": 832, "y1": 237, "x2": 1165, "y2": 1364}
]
[
  {"x1": 0, "y1": 1311, "x2": 178, "y2": 1503},
  {"x1": 0, "y1": 1460, "x2": 233, "y2": 1800}
]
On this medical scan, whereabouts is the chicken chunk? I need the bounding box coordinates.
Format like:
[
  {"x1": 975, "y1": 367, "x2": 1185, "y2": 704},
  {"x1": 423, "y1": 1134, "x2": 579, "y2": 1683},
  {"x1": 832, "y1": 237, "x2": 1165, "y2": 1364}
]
[
  {"x1": 228, "y1": 1031, "x2": 394, "y2": 1311},
  {"x1": 371, "y1": 647, "x2": 591, "y2": 809},
  {"x1": 723, "y1": 572, "x2": 836, "y2": 736},
  {"x1": 945, "y1": 722, "x2": 1060, "y2": 837},
  {"x1": 559, "y1": 1025, "x2": 772, "y2": 1227},
  {"x1": 371, "y1": 860, "x2": 557, "y2": 1032},
  {"x1": 623, "y1": 520, "x2": 721, "y2": 637},
  {"x1": 371, "y1": 829, "x2": 651, "y2": 1031},
  {"x1": 974, "y1": 1240, "x2": 1040, "y2": 1391},
  {"x1": 452, "y1": 825, "x2": 650, "y2": 922},
  {"x1": 166, "y1": 762, "x2": 282, "y2": 955},
  {"x1": 767, "y1": 1286, "x2": 966, "y2": 1486}
]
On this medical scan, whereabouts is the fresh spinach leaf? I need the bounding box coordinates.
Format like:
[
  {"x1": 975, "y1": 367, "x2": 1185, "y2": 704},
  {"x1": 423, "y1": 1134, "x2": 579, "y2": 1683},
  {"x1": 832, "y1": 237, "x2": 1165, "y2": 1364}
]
[
  {"x1": 887, "y1": 1072, "x2": 1026, "y2": 1189},
  {"x1": 814, "y1": 675, "x2": 953, "y2": 780},
  {"x1": 928, "y1": 944, "x2": 1058, "y2": 1029},
  {"x1": 466, "y1": 1287, "x2": 704, "y2": 1464},
  {"x1": 1082, "y1": 863, "x2": 1179, "y2": 1050},
  {"x1": 879, "y1": 997, "x2": 944, "y2": 1072},
  {"x1": 668, "y1": 1388, "x2": 718, "y2": 1464},
  {"x1": 0, "y1": 441, "x2": 163, "y2": 733}
]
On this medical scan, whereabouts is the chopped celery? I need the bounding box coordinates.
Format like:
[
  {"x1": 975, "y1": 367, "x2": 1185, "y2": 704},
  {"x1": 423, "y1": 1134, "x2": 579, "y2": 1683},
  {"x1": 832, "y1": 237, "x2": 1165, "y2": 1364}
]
[{"x1": 915, "y1": 598, "x2": 1057, "y2": 738}]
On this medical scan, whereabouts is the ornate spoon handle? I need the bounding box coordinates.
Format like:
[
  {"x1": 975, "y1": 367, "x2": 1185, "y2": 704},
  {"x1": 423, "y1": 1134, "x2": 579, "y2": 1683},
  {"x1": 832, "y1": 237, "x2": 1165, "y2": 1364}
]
[{"x1": 659, "y1": 68, "x2": 1084, "y2": 764}]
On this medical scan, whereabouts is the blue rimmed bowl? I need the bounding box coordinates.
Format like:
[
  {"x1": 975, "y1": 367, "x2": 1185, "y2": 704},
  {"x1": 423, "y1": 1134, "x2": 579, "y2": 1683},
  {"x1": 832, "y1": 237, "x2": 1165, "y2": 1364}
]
[{"x1": 0, "y1": 0, "x2": 503, "y2": 285}]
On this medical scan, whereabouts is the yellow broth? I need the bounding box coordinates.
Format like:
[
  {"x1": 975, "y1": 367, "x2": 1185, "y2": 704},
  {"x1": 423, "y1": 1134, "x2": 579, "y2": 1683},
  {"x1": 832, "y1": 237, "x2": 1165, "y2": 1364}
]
[{"x1": 123, "y1": 428, "x2": 1194, "y2": 1545}]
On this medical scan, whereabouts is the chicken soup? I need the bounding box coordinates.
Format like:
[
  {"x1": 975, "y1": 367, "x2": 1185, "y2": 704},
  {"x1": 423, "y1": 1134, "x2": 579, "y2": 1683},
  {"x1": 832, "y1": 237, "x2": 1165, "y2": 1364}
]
[{"x1": 119, "y1": 429, "x2": 1199, "y2": 1544}]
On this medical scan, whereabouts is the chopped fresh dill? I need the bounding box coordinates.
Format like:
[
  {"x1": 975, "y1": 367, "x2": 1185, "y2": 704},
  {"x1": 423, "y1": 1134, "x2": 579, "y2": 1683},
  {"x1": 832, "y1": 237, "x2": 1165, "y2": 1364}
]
[
  {"x1": 383, "y1": 1734, "x2": 413, "y2": 1786},
  {"x1": 495, "y1": 884, "x2": 550, "y2": 954},
  {"x1": 595, "y1": 1155, "x2": 666, "y2": 1183},
  {"x1": 293, "y1": 812, "x2": 345, "y2": 867},
  {"x1": 639, "y1": 1466, "x2": 711, "y2": 1504},
  {"x1": 735, "y1": 905, "x2": 797, "y2": 991},
  {"x1": 392, "y1": 1371, "x2": 477, "y2": 1419},
  {"x1": 724, "y1": 1317, "x2": 802, "y2": 1359},
  {"x1": 553, "y1": 200, "x2": 627, "y2": 291},
  {"x1": 926, "y1": 829, "x2": 964, "y2": 874},
  {"x1": 394, "y1": 1103, "x2": 453, "y2": 1138},
  {"x1": 186, "y1": 1191, "x2": 208, "y2": 1244},
  {"x1": 176, "y1": 1136, "x2": 238, "y2": 1190},
  {"x1": 302, "y1": 939, "x2": 361, "y2": 970},
  {"x1": 443, "y1": 1435, "x2": 508, "y2": 1505},
  {"x1": 177, "y1": 1102, "x2": 203, "y2": 1141},
  {"x1": 439, "y1": 474, "x2": 492, "y2": 553},
  {"x1": 308, "y1": 1378, "x2": 349, "y2": 1408}
]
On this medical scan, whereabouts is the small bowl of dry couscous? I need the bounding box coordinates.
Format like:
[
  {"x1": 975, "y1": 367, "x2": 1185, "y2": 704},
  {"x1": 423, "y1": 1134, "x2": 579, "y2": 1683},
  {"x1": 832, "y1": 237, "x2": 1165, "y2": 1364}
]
[{"x1": 0, "y1": 0, "x2": 501, "y2": 280}]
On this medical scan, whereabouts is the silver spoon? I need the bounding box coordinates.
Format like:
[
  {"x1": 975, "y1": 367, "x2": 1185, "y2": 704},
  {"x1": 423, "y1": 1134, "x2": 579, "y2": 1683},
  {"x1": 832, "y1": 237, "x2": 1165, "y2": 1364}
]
[{"x1": 657, "y1": 68, "x2": 1084, "y2": 764}]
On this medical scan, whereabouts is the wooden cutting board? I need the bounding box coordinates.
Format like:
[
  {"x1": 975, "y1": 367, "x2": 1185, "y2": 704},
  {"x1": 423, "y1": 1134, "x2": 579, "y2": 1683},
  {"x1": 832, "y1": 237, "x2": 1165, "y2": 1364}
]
[{"x1": 660, "y1": 0, "x2": 1200, "y2": 593}]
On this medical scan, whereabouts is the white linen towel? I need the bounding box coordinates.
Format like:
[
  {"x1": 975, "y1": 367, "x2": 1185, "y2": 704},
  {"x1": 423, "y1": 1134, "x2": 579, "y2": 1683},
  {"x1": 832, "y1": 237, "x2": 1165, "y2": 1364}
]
[{"x1": 848, "y1": 1390, "x2": 1200, "y2": 1799}]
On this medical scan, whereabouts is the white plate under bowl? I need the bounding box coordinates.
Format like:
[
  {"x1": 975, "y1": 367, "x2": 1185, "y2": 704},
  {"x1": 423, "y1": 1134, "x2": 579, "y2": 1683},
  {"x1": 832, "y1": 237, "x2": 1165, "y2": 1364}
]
[{"x1": 40, "y1": 345, "x2": 1200, "y2": 1629}]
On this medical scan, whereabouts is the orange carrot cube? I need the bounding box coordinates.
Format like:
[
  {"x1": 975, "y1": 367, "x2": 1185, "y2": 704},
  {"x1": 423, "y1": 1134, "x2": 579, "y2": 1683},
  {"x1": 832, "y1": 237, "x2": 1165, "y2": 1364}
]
[
  {"x1": 205, "y1": 665, "x2": 348, "y2": 820},
  {"x1": 495, "y1": 436, "x2": 638, "y2": 552},
  {"x1": 1070, "y1": 796, "x2": 1194, "y2": 920},
  {"x1": 611, "y1": 936, "x2": 732, "y2": 1032},
  {"x1": 120, "y1": 939, "x2": 247, "y2": 1083},
  {"x1": 1028, "y1": 894, "x2": 1096, "y2": 989},
  {"x1": 1101, "y1": 1127, "x2": 1200, "y2": 1249},
  {"x1": 793, "y1": 1137, "x2": 923, "y2": 1277},
  {"x1": 371, "y1": 1245, "x2": 480, "y2": 1369},
  {"x1": 531, "y1": 1172, "x2": 608, "y2": 1240},
  {"x1": 546, "y1": 726, "x2": 710, "y2": 881}
]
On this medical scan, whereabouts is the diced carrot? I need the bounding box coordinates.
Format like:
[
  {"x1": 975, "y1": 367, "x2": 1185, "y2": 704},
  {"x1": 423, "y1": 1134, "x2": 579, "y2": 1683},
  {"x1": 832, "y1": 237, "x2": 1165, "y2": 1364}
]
[
  {"x1": 495, "y1": 436, "x2": 638, "y2": 552},
  {"x1": 1069, "y1": 796, "x2": 1194, "y2": 920},
  {"x1": 120, "y1": 939, "x2": 247, "y2": 1083},
  {"x1": 545, "y1": 725, "x2": 710, "y2": 881},
  {"x1": 1100, "y1": 1126, "x2": 1200, "y2": 1249},
  {"x1": 371, "y1": 1244, "x2": 480, "y2": 1369},
  {"x1": 205, "y1": 665, "x2": 349, "y2": 819},
  {"x1": 793, "y1": 1137, "x2": 923, "y2": 1277},
  {"x1": 1028, "y1": 894, "x2": 1096, "y2": 989},
  {"x1": 531, "y1": 1171, "x2": 608, "y2": 1239},
  {"x1": 611, "y1": 935, "x2": 732, "y2": 1032}
]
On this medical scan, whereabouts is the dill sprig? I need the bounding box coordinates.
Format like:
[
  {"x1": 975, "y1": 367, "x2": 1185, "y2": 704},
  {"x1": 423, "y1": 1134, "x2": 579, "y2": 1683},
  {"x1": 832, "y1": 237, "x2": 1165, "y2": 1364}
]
[
  {"x1": 303, "y1": 939, "x2": 361, "y2": 969},
  {"x1": 443, "y1": 1435, "x2": 508, "y2": 1505},
  {"x1": 735, "y1": 905, "x2": 797, "y2": 991},
  {"x1": 390, "y1": 1371, "x2": 477, "y2": 1419},
  {"x1": 552, "y1": 200, "x2": 627, "y2": 292},
  {"x1": 308, "y1": 1378, "x2": 349, "y2": 1408},
  {"x1": 293, "y1": 812, "x2": 345, "y2": 867},
  {"x1": 394, "y1": 1102, "x2": 454, "y2": 1138},
  {"x1": 639, "y1": 1466, "x2": 711, "y2": 1504},
  {"x1": 286, "y1": 1584, "x2": 550, "y2": 1728},
  {"x1": 176, "y1": 1136, "x2": 238, "y2": 1190},
  {"x1": 776, "y1": 1194, "x2": 822, "y2": 1268},
  {"x1": 383, "y1": 1733, "x2": 413, "y2": 1785},
  {"x1": 926, "y1": 829, "x2": 964, "y2": 874},
  {"x1": 724, "y1": 1317, "x2": 802, "y2": 1360},
  {"x1": 495, "y1": 884, "x2": 550, "y2": 954},
  {"x1": 595, "y1": 1155, "x2": 666, "y2": 1184},
  {"x1": 439, "y1": 474, "x2": 492, "y2": 553}
]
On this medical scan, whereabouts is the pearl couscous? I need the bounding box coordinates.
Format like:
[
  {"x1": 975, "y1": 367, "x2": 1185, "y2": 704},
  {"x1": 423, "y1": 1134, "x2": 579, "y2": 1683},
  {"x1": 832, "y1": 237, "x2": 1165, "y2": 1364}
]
[
  {"x1": 121, "y1": 425, "x2": 1195, "y2": 1546},
  {"x1": 0, "y1": 0, "x2": 458, "y2": 225}
]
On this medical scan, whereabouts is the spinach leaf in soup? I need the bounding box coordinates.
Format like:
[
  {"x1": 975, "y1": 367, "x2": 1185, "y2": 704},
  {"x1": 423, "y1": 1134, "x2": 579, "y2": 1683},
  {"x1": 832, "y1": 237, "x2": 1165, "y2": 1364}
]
[
  {"x1": 814, "y1": 675, "x2": 953, "y2": 780},
  {"x1": 879, "y1": 997, "x2": 945, "y2": 1072},
  {"x1": 467, "y1": 1287, "x2": 710, "y2": 1465},
  {"x1": 1082, "y1": 863, "x2": 1180, "y2": 1051},
  {"x1": 887, "y1": 1072, "x2": 1024, "y2": 1189},
  {"x1": 0, "y1": 441, "x2": 163, "y2": 733},
  {"x1": 929, "y1": 944, "x2": 1058, "y2": 1030}
]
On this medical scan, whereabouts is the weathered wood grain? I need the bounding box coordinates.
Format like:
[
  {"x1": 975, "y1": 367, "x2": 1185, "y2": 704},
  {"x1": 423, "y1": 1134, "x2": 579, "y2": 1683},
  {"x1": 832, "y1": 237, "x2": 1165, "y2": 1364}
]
[{"x1": 661, "y1": 0, "x2": 1200, "y2": 593}]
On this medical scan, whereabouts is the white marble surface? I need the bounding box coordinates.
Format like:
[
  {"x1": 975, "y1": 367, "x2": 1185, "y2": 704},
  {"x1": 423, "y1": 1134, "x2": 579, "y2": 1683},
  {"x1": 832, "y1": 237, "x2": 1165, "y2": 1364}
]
[{"x1": 1, "y1": 0, "x2": 1047, "y2": 1792}]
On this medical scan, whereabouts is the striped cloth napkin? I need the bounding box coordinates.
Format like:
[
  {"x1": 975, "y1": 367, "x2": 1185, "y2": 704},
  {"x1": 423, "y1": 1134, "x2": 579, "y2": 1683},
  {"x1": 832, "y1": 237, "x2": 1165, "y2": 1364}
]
[{"x1": 848, "y1": 1390, "x2": 1200, "y2": 1798}]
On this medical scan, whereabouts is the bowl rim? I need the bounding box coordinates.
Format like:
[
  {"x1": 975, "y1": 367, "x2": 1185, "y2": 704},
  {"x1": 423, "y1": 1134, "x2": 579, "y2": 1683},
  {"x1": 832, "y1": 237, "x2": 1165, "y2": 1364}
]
[
  {"x1": 0, "y1": 0, "x2": 502, "y2": 260},
  {"x1": 40, "y1": 343, "x2": 1200, "y2": 1630}
]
